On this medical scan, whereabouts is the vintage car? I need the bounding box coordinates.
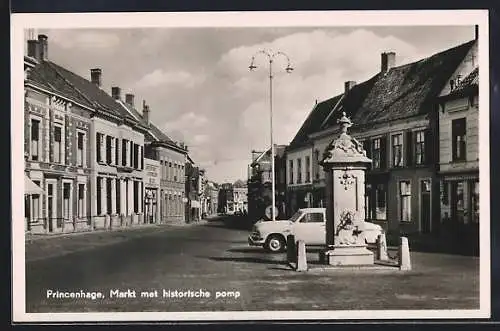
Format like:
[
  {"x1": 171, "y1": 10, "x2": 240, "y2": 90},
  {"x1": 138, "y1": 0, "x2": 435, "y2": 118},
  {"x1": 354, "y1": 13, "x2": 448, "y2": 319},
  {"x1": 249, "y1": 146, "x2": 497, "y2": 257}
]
[{"x1": 248, "y1": 207, "x2": 384, "y2": 253}]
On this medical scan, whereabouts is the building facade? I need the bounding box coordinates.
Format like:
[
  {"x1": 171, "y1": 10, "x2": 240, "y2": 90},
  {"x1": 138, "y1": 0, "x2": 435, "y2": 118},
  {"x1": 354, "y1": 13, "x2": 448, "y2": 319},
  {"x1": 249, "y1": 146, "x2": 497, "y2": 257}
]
[
  {"x1": 286, "y1": 34, "x2": 478, "y2": 239},
  {"x1": 247, "y1": 146, "x2": 287, "y2": 220},
  {"x1": 24, "y1": 34, "x2": 153, "y2": 233},
  {"x1": 437, "y1": 67, "x2": 479, "y2": 246},
  {"x1": 233, "y1": 180, "x2": 248, "y2": 214}
]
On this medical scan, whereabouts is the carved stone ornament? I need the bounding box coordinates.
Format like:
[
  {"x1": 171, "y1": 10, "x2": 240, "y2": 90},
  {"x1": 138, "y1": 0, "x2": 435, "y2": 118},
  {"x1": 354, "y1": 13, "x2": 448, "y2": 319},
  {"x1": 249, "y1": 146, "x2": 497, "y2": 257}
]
[
  {"x1": 335, "y1": 209, "x2": 363, "y2": 246},
  {"x1": 321, "y1": 112, "x2": 372, "y2": 166},
  {"x1": 339, "y1": 171, "x2": 356, "y2": 190}
]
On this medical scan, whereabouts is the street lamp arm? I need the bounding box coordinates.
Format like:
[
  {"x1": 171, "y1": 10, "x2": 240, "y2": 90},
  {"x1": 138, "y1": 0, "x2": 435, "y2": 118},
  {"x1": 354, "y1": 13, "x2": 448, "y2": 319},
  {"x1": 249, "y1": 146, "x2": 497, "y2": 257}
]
[{"x1": 272, "y1": 51, "x2": 294, "y2": 73}]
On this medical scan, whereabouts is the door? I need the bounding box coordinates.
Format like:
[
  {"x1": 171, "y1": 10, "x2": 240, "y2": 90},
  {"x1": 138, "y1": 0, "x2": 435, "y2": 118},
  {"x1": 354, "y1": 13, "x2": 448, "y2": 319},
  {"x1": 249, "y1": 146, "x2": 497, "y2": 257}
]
[
  {"x1": 421, "y1": 180, "x2": 431, "y2": 234},
  {"x1": 294, "y1": 212, "x2": 325, "y2": 244},
  {"x1": 47, "y1": 183, "x2": 54, "y2": 232}
]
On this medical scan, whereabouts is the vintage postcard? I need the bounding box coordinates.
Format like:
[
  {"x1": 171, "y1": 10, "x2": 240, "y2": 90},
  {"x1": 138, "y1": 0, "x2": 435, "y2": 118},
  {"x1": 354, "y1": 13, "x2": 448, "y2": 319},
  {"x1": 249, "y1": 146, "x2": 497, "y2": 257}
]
[{"x1": 11, "y1": 10, "x2": 490, "y2": 322}]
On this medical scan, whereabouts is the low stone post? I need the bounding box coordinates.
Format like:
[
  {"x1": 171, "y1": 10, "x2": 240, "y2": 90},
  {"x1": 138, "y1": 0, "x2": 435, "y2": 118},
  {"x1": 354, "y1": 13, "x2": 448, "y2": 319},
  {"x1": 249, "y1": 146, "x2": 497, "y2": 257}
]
[
  {"x1": 377, "y1": 233, "x2": 388, "y2": 261},
  {"x1": 286, "y1": 234, "x2": 297, "y2": 267},
  {"x1": 399, "y1": 237, "x2": 411, "y2": 271},
  {"x1": 296, "y1": 240, "x2": 308, "y2": 272}
]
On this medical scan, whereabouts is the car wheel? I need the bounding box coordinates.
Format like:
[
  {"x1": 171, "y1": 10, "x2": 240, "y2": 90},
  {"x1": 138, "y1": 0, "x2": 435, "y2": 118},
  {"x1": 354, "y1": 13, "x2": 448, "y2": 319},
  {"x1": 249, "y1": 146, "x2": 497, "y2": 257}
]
[{"x1": 265, "y1": 235, "x2": 286, "y2": 253}]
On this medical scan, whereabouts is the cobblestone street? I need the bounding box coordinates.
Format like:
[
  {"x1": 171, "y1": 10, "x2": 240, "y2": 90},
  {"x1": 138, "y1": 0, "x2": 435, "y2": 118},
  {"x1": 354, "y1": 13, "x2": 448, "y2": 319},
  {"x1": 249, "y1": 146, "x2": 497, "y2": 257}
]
[{"x1": 25, "y1": 216, "x2": 480, "y2": 313}]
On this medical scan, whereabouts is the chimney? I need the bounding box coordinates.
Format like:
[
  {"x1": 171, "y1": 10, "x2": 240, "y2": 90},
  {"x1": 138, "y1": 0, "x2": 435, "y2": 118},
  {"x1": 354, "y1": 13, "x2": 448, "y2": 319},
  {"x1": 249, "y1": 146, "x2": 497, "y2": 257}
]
[
  {"x1": 37, "y1": 34, "x2": 48, "y2": 61},
  {"x1": 344, "y1": 81, "x2": 356, "y2": 94},
  {"x1": 475, "y1": 25, "x2": 479, "y2": 40},
  {"x1": 125, "y1": 93, "x2": 135, "y2": 107},
  {"x1": 381, "y1": 52, "x2": 396, "y2": 73},
  {"x1": 90, "y1": 68, "x2": 102, "y2": 87},
  {"x1": 142, "y1": 100, "x2": 150, "y2": 125},
  {"x1": 111, "y1": 86, "x2": 121, "y2": 100},
  {"x1": 27, "y1": 39, "x2": 40, "y2": 60}
]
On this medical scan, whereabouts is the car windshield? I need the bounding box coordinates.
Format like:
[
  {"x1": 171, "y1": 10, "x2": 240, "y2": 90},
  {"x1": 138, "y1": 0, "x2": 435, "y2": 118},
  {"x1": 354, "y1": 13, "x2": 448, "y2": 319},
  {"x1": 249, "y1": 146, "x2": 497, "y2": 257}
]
[{"x1": 289, "y1": 211, "x2": 303, "y2": 223}]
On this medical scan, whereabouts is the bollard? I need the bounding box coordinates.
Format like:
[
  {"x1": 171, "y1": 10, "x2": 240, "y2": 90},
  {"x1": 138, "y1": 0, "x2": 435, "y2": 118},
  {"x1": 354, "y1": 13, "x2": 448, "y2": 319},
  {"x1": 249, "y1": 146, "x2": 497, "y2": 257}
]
[
  {"x1": 377, "y1": 233, "x2": 389, "y2": 261},
  {"x1": 105, "y1": 214, "x2": 111, "y2": 230},
  {"x1": 399, "y1": 236, "x2": 412, "y2": 271},
  {"x1": 286, "y1": 234, "x2": 297, "y2": 266},
  {"x1": 296, "y1": 240, "x2": 308, "y2": 272}
]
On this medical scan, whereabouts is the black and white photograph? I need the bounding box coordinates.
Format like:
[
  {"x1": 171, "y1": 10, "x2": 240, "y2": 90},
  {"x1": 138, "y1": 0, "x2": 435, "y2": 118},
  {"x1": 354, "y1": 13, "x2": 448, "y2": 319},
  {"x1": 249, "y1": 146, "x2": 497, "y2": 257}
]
[{"x1": 11, "y1": 10, "x2": 490, "y2": 322}]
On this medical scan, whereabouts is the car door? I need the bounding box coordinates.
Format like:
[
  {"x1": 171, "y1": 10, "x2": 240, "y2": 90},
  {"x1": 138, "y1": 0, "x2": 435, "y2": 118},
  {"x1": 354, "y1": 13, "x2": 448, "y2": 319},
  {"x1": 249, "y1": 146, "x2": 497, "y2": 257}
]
[
  {"x1": 294, "y1": 212, "x2": 325, "y2": 245},
  {"x1": 307, "y1": 212, "x2": 326, "y2": 245}
]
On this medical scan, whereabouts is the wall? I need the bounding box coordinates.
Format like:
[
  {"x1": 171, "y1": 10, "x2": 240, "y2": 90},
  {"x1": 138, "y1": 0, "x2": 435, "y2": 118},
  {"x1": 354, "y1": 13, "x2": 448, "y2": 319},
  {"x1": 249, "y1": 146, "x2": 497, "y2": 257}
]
[{"x1": 286, "y1": 146, "x2": 313, "y2": 187}]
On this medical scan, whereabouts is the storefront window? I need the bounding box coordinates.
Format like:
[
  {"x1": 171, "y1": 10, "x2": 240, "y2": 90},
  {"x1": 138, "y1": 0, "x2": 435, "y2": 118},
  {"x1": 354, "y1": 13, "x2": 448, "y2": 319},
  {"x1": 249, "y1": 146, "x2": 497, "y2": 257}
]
[
  {"x1": 375, "y1": 184, "x2": 387, "y2": 220},
  {"x1": 454, "y1": 181, "x2": 465, "y2": 224}
]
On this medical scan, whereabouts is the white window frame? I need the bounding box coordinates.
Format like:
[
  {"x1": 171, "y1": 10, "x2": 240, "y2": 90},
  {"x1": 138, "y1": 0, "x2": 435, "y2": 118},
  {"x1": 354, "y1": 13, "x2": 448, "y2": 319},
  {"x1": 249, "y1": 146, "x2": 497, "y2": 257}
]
[
  {"x1": 391, "y1": 132, "x2": 404, "y2": 168},
  {"x1": 399, "y1": 180, "x2": 412, "y2": 222},
  {"x1": 29, "y1": 114, "x2": 42, "y2": 162},
  {"x1": 415, "y1": 130, "x2": 426, "y2": 165}
]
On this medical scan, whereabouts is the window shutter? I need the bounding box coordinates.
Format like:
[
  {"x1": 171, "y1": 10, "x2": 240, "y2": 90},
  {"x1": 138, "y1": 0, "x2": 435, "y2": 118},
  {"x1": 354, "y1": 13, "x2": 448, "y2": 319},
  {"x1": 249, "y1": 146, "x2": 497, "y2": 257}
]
[
  {"x1": 363, "y1": 139, "x2": 371, "y2": 158},
  {"x1": 405, "y1": 130, "x2": 413, "y2": 167},
  {"x1": 425, "y1": 129, "x2": 434, "y2": 165},
  {"x1": 380, "y1": 136, "x2": 387, "y2": 169}
]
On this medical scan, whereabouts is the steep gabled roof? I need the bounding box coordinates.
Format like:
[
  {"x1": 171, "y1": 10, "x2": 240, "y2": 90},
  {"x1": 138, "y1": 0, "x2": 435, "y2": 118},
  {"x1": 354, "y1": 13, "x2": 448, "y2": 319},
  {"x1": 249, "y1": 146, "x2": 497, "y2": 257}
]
[
  {"x1": 350, "y1": 40, "x2": 475, "y2": 127},
  {"x1": 288, "y1": 95, "x2": 343, "y2": 148}
]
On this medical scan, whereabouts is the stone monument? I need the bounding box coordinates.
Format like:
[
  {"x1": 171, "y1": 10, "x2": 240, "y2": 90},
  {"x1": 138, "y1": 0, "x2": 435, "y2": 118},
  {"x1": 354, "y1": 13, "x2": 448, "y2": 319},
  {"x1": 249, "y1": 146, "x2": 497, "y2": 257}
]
[{"x1": 319, "y1": 112, "x2": 374, "y2": 266}]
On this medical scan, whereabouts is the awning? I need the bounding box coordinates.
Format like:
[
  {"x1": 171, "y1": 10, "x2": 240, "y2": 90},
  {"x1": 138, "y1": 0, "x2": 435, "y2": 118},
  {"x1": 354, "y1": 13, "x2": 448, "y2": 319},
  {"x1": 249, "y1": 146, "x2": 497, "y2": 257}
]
[
  {"x1": 25, "y1": 175, "x2": 44, "y2": 195},
  {"x1": 190, "y1": 200, "x2": 201, "y2": 208}
]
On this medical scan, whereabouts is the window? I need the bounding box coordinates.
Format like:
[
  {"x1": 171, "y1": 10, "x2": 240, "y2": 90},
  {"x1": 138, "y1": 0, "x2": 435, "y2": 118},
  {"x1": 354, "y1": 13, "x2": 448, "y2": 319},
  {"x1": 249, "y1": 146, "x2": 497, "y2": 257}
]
[
  {"x1": 472, "y1": 180, "x2": 479, "y2": 223},
  {"x1": 122, "y1": 139, "x2": 128, "y2": 166},
  {"x1": 375, "y1": 184, "x2": 387, "y2": 220},
  {"x1": 372, "y1": 138, "x2": 381, "y2": 168},
  {"x1": 415, "y1": 130, "x2": 425, "y2": 165},
  {"x1": 96, "y1": 133, "x2": 102, "y2": 163},
  {"x1": 297, "y1": 158, "x2": 302, "y2": 183},
  {"x1": 133, "y1": 144, "x2": 139, "y2": 169},
  {"x1": 399, "y1": 181, "x2": 411, "y2": 222},
  {"x1": 289, "y1": 160, "x2": 294, "y2": 184},
  {"x1": 174, "y1": 164, "x2": 178, "y2": 182},
  {"x1": 305, "y1": 156, "x2": 311, "y2": 183},
  {"x1": 63, "y1": 183, "x2": 71, "y2": 220},
  {"x1": 31, "y1": 180, "x2": 41, "y2": 222},
  {"x1": 77, "y1": 132, "x2": 85, "y2": 167},
  {"x1": 301, "y1": 212, "x2": 323, "y2": 223},
  {"x1": 96, "y1": 177, "x2": 102, "y2": 215},
  {"x1": 78, "y1": 184, "x2": 85, "y2": 218},
  {"x1": 392, "y1": 134, "x2": 403, "y2": 167},
  {"x1": 30, "y1": 119, "x2": 40, "y2": 161},
  {"x1": 106, "y1": 178, "x2": 112, "y2": 215},
  {"x1": 54, "y1": 125, "x2": 62, "y2": 164},
  {"x1": 106, "y1": 136, "x2": 112, "y2": 164},
  {"x1": 452, "y1": 118, "x2": 466, "y2": 161},
  {"x1": 116, "y1": 180, "x2": 121, "y2": 214}
]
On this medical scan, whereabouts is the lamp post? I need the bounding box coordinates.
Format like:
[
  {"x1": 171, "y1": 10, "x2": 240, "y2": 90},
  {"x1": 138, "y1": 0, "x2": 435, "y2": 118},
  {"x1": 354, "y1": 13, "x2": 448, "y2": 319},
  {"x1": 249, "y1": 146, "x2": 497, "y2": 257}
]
[{"x1": 248, "y1": 50, "x2": 294, "y2": 221}]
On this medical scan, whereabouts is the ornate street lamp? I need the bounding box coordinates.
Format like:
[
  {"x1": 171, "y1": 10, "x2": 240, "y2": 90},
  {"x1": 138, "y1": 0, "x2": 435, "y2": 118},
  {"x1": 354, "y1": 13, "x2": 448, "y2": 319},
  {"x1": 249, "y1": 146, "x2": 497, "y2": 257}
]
[{"x1": 248, "y1": 50, "x2": 294, "y2": 221}]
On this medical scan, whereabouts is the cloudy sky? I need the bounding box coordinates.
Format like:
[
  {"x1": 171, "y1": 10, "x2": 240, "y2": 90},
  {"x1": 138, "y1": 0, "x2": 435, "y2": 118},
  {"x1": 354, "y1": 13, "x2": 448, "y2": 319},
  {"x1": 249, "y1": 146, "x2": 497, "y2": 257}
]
[{"x1": 34, "y1": 25, "x2": 475, "y2": 183}]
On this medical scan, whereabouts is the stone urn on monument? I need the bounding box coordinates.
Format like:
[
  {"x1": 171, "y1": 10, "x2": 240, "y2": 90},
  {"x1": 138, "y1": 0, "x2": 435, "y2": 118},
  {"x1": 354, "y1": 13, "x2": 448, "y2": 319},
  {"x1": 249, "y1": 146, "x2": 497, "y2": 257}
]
[{"x1": 319, "y1": 112, "x2": 374, "y2": 266}]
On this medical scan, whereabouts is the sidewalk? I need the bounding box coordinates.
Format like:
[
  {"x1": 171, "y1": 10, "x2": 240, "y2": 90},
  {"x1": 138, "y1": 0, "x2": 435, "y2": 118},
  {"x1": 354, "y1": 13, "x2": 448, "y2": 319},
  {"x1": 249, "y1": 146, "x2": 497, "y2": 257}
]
[{"x1": 25, "y1": 220, "x2": 208, "y2": 263}]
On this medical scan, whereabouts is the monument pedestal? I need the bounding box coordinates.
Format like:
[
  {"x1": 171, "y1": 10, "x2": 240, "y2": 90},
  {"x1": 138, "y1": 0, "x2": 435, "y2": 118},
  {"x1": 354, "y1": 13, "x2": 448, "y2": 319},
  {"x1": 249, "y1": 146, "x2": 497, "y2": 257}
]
[{"x1": 320, "y1": 245, "x2": 374, "y2": 266}]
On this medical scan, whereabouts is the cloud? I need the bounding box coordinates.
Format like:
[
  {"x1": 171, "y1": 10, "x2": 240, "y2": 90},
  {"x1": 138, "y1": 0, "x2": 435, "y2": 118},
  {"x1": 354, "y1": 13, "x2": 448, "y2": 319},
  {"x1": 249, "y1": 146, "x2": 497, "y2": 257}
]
[
  {"x1": 135, "y1": 69, "x2": 205, "y2": 89},
  {"x1": 49, "y1": 30, "x2": 121, "y2": 50}
]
